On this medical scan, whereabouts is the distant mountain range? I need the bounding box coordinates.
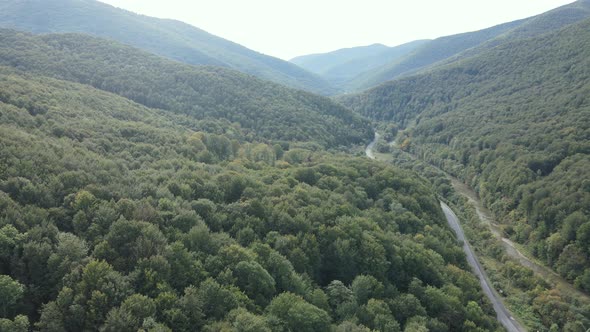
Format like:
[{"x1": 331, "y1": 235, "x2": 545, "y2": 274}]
[
  {"x1": 4, "y1": 0, "x2": 588, "y2": 95},
  {"x1": 292, "y1": 0, "x2": 590, "y2": 92},
  {"x1": 0, "y1": 0, "x2": 336, "y2": 94},
  {"x1": 290, "y1": 40, "x2": 429, "y2": 89}
]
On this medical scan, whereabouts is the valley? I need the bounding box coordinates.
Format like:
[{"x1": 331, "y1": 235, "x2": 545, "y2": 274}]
[
  {"x1": 366, "y1": 128, "x2": 590, "y2": 330},
  {"x1": 365, "y1": 134, "x2": 523, "y2": 332},
  {"x1": 0, "y1": 0, "x2": 589, "y2": 331}
]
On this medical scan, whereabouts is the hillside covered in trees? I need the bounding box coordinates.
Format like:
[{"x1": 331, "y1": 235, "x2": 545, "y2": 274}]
[
  {"x1": 290, "y1": 41, "x2": 429, "y2": 90},
  {"x1": 0, "y1": 26, "x2": 504, "y2": 330},
  {"x1": 0, "y1": 29, "x2": 371, "y2": 148},
  {"x1": 0, "y1": 0, "x2": 336, "y2": 94},
  {"x1": 294, "y1": 0, "x2": 590, "y2": 92},
  {"x1": 3, "y1": 0, "x2": 590, "y2": 330},
  {"x1": 341, "y1": 15, "x2": 590, "y2": 295}
]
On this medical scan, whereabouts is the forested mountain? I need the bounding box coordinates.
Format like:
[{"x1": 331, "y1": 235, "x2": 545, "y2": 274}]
[
  {"x1": 0, "y1": 0, "x2": 336, "y2": 94},
  {"x1": 344, "y1": 19, "x2": 526, "y2": 91},
  {"x1": 291, "y1": 44, "x2": 390, "y2": 73},
  {"x1": 4, "y1": 0, "x2": 589, "y2": 330},
  {"x1": 435, "y1": 0, "x2": 590, "y2": 68},
  {"x1": 300, "y1": 0, "x2": 590, "y2": 92},
  {"x1": 341, "y1": 16, "x2": 590, "y2": 296},
  {"x1": 499, "y1": 0, "x2": 590, "y2": 40},
  {"x1": 0, "y1": 55, "x2": 501, "y2": 330},
  {"x1": 0, "y1": 29, "x2": 371, "y2": 147},
  {"x1": 290, "y1": 40, "x2": 429, "y2": 88}
]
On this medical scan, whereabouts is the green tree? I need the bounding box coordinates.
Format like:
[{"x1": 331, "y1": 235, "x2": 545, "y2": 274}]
[
  {"x1": 0, "y1": 315, "x2": 29, "y2": 332},
  {"x1": 197, "y1": 279, "x2": 235, "y2": 321},
  {"x1": 326, "y1": 280, "x2": 355, "y2": 311},
  {"x1": 0, "y1": 275, "x2": 24, "y2": 317},
  {"x1": 233, "y1": 261, "x2": 276, "y2": 306},
  {"x1": 358, "y1": 299, "x2": 400, "y2": 332},
  {"x1": 351, "y1": 275, "x2": 384, "y2": 305},
  {"x1": 266, "y1": 292, "x2": 331, "y2": 332},
  {"x1": 227, "y1": 308, "x2": 271, "y2": 332}
]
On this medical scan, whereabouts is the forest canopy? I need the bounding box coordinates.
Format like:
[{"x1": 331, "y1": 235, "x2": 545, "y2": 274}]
[
  {"x1": 0, "y1": 38, "x2": 499, "y2": 331},
  {"x1": 0, "y1": 29, "x2": 372, "y2": 148},
  {"x1": 341, "y1": 17, "x2": 590, "y2": 293}
]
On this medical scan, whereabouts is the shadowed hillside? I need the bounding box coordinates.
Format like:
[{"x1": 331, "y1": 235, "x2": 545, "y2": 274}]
[
  {"x1": 0, "y1": 0, "x2": 336, "y2": 94},
  {"x1": 0, "y1": 29, "x2": 371, "y2": 147}
]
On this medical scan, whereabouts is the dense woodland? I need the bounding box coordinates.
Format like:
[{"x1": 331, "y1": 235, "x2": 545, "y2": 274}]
[
  {"x1": 0, "y1": 0, "x2": 335, "y2": 94},
  {"x1": 290, "y1": 41, "x2": 429, "y2": 90},
  {"x1": 0, "y1": 31, "x2": 501, "y2": 331},
  {"x1": 343, "y1": 20, "x2": 525, "y2": 93},
  {"x1": 294, "y1": 0, "x2": 590, "y2": 93},
  {"x1": 0, "y1": 29, "x2": 371, "y2": 148},
  {"x1": 1, "y1": 0, "x2": 590, "y2": 331},
  {"x1": 381, "y1": 147, "x2": 590, "y2": 331},
  {"x1": 342, "y1": 17, "x2": 590, "y2": 294}
]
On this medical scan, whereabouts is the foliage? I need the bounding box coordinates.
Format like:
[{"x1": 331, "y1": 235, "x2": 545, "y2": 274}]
[
  {"x1": 331, "y1": 1, "x2": 590, "y2": 92},
  {"x1": 0, "y1": 0, "x2": 335, "y2": 94},
  {"x1": 0, "y1": 29, "x2": 372, "y2": 148},
  {"x1": 342, "y1": 17, "x2": 590, "y2": 291},
  {"x1": 0, "y1": 64, "x2": 499, "y2": 330}
]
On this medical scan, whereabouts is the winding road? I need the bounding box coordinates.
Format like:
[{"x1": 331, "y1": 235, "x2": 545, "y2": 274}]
[
  {"x1": 365, "y1": 134, "x2": 525, "y2": 332},
  {"x1": 365, "y1": 132, "x2": 379, "y2": 159},
  {"x1": 441, "y1": 202, "x2": 525, "y2": 332}
]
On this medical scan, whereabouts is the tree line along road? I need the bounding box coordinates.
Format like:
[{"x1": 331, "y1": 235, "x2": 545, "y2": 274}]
[{"x1": 365, "y1": 133, "x2": 525, "y2": 332}]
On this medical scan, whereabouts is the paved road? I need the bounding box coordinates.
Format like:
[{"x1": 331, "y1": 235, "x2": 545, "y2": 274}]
[
  {"x1": 365, "y1": 132, "x2": 379, "y2": 159},
  {"x1": 450, "y1": 177, "x2": 590, "y2": 303},
  {"x1": 365, "y1": 133, "x2": 525, "y2": 331},
  {"x1": 440, "y1": 202, "x2": 525, "y2": 332}
]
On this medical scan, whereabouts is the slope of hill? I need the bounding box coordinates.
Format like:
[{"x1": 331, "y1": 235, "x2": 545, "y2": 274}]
[
  {"x1": 503, "y1": 0, "x2": 590, "y2": 39},
  {"x1": 343, "y1": 19, "x2": 527, "y2": 91},
  {"x1": 0, "y1": 0, "x2": 336, "y2": 94},
  {"x1": 0, "y1": 29, "x2": 371, "y2": 147},
  {"x1": 290, "y1": 40, "x2": 429, "y2": 88},
  {"x1": 340, "y1": 16, "x2": 590, "y2": 305},
  {"x1": 0, "y1": 63, "x2": 502, "y2": 330},
  {"x1": 437, "y1": 0, "x2": 590, "y2": 67},
  {"x1": 291, "y1": 43, "x2": 391, "y2": 74},
  {"x1": 298, "y1": 0, "x2": 590, "y2": 92}
]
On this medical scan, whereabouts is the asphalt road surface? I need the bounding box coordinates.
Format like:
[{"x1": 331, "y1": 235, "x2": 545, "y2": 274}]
[
  {"x1": 364, "y1": 133, "x2": 525, "y2": 331},
  {"x1": 365, "y1": 132, "x2": 379, "y2": 159},
  {"x1": 440, "y1": 202, "x2": 525, "y2": 332}
]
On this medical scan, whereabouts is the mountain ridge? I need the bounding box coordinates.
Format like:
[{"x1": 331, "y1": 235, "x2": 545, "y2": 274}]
[
  {"x1": 340, "y1": 15, "x2": 590, "y2": 297},
  {"x1": 0, "y1": 0, "x2": 336, "y2": 94},
  {"x1": 0, "y1": 29, "x2": 371, "y2": 147},
  {"x1": 291, "y1": 40, "x2": 430, "y2": 90},
  {"x1": 292, "y1": 0, "x2": 590, "y2": 92}
]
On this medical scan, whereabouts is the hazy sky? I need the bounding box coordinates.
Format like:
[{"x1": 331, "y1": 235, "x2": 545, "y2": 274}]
[{"x1": 98, "y1": 0, "x2": 575, "y2": 60}]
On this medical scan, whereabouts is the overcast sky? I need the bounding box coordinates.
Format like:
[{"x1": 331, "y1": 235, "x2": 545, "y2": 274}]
[{"x1": 98, "y1": 0, "x2": 575, "y2": 60}]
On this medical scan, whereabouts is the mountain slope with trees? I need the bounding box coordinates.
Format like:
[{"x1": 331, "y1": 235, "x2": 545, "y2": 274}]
[
  {"x1": 291, "y1": 40, "x2": 429, "y2": 89},
  {"x1": 0, "y1": 62, "x2": 502, "y2": 331},
  {"x1": 0, "y1": 29, "x2": 371, "y2": 148},
  {"x1": 291, "y1": 44, "x2": 391, "y2": 74},
  {"x1": 344, "y1": 19, "x2": 526, "y2": 92},
  {"x1": 0, "y1": 0, "x2": 336, "y2": 94},
  {"x1": 341, "y1": 16, "x2": 590, "y2": 298},
  {"x1": 435, "y1": 0, "x2": 590, "y2": 68},
  {"x1": 297, "y1": 0, "x2": 590, "y2": 92}
]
